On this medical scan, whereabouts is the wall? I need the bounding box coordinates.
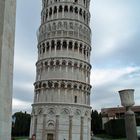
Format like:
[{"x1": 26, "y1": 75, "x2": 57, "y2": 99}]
[{"x1": 0, "y1": 0, "x2": 16, "y2": 139}]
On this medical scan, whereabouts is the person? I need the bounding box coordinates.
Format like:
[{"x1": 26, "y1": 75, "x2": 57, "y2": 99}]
[{"x1": 32, "y1": 134, "x2": 36, "y2": 140}]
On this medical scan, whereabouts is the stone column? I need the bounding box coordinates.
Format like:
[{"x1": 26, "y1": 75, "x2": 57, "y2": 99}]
[
  {"x1": 34, "y1": 115, "x2": 38, "y2": 135},
  {"x1": 69, "y1": 115, "x2": 73, "y2": 140},
  {"x1": 56, "y1": 115, "x2": 60, "y2": 140},
  {"x1": 29, "y1": 114, "x2": 38, "y2": 139},
  {"x1": 42, "y1": 114, "x2": 46, "y2": 140},
  {"x1": 125, "y1": 108, "x2": 137, "y2": 140},
  {"x1": 80, "y1": 117, "x2": 84, "y2": 140},
  {"x1": 29, "y1": 115, "x2": 33, "y2": 138},
  {"x1": 88, "y1": 118, "x2": 91, "y2": 140},
  {"x1": 118, "y1": 89, "x2": 138, "y2": 140},
  {"x1": 0, "y1": 0, "x2": 16, "y2": 139}
]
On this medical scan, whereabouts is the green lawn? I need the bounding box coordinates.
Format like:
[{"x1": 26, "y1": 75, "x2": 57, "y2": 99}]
[
  {"x1": 14, "y1": 137, "x2": 28, "y2": 140},
  {"x1": 95, "y1": 134, "x2": 126, "y2": 140}
]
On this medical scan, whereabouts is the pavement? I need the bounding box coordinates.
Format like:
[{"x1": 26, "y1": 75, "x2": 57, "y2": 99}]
[{"x1": 92, "y1": 136, "x2": 108, "y2": 140}]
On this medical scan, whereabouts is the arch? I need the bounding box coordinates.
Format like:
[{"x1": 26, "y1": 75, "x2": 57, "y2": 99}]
[
  {"x1": 83, "y1": 0, "x2": 85, "y2": 5},
  {"x1": 42, "y1": 83, "x2": 47, "y2": 88},
  {"x1": 49, "y1": 7, "x2": 52, "y2": 16},
  {"x1": 74, "y1": 84, "x2": 77, "y2": 89},
  {"x1": 64, "y1": 5, "x2": 68, "y2": 12},
  {"x1": 58, "y1": 22, "x2": 62, "y2": 29},
  {"x1": 74, "y1": 62, "x2": 78, "y2": 68},
  {"x1": 45, "y1": 61, "x2": 48, "y2": 66},
  {"x1": 83, "y1": 11, "x2": 86, "y2": 20},
  {"x1": 70, "y1": 6, "x2": 73, "y2": 12},
  {"x1": 59, "y1": 5, "x2": 63, "y2": 12},
  {"x1": 46, "y1": 9, "x2": 48, "y2": 19},
  {"x1": 54, "y1": 82, "x2": 59, "y2": 88},
  {"x1": 79, "y1": 44, "x2": 83, "y2": 53},
  {"x1": 61, "y1": 82, "x2": 65, "y2": 88},
  {"x1": 79, "y1": 63, "x2": 83, "y2": 68},
  {"x1": 61, "y1": 108, "x2": 70, "y2": 116},
  {"x1": 42, "y1": 43, "x2": 45, "y2": 53},
  {"x1": 64, "y1": 22, "x2": 68, "y2": 29},
  {"x1": 48, "y1": 24, "x2": 51, "y2": 31},
  {"x1": 48, "y1": 122, "x2": 55, "y2": 129},
  {"x1": 48, "y1": 81, "x2": 53, "y2": 88},
  {"x1": 35, "y1": 85, "x2": 38, "y2": 89},
  {"x1": 56, "y1": 60, "x2": 60, "y2": 66},
  {"x1": 46, "y1": 42, "x2": 50, "y2": 51},
  {"x1": 67, "y1": 83, "x2": 72, "y2": 89},
  {"x1": 79, "y1": 8, "x2": 82, "y2": 16},
  {"x1": 62, "y1": 60, "x2": 66, "y2": 66},
  {"x1": 57, "y1": 40, "x2": 61, "y2": 50},
  {"x1": 51, "y1": 40, "x2": 55, "y2": 50},
  {"x1": 68, "y1": 41, "x2": 73, "y2": 50},
  {"x1": 68, "y1": 61, "x2": 72, "y2": 67},
  {"x1": 74, "y1": 42, "x2": 78, "y2": 50},
  {"x1": 47, "y1": 120, "x2": 55, "y2": 129},
  {"x1": 50, "y1": 60, "x2": 54, "y2": 66},
  {"x1": 79, "y1": 84, "x2": 82, "y2": 90},
  {"x1": 75, "y1": 109, "x2": 81, "y2": 116},
  {"x1": 54, "y1": 6, "x2": 57, "y2": 14},
  {"x1": 62, "y1": 40, "x2": 67, "y2": 49},
  {"x1": 39, "y1": 82, "x2": 42, "y2": 88},
  {"x1": 75, "y1": 7, "x2": 78, "y2": 14},
  {"x1": 52, "y1": 22, "x2": 56, "y2": 30}
]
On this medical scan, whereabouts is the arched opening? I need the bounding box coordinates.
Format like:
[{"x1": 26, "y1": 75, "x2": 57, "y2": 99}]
[
  {"x1": 49, "y1": 7, "x2": 52, "y2": 16},
  {"x1": 70, "y1": 6, "x2": 73, "y2": 12},
  {"x1": 57, "y1": 40, "x2": 61, "y2": 50},
  {"x1": 51, "y1": 40, "x2": 55, "y2": 50},
  {"x1": 69, "y1": 41, "x2": 73, "y2": 50},
  {"x1": 54, "y1": 6, "x2": 57, "y2": 14},
  {"x1": 74, "y1": 42, "x2": 78, "y2": 51},
  {"x1": 75, "y1": 7, "x2": 78, "y2": 14},
  {"x1": 64, "y1": 5, "x2": 68, "y2": 12},
  {"x1": 63, "y1": 41, "x2": 67, "y2": 49},
  {"x1": 59, "y1": 5, "x2": 63, "y2": 12},
  {"x1": 74, "y1": 96, "x2": 77, "y2": 103}
]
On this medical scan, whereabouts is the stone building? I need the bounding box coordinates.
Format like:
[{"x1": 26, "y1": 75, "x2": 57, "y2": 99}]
[
  {"x1": 101, "y1": 106, "x2": 140, "y2": 129},
  {"x1": 0, "y1": 0, "x2": 16, "y2": 139},
  {"x1": 30, "y1": 0, "x2": 92, "y2": 140}
]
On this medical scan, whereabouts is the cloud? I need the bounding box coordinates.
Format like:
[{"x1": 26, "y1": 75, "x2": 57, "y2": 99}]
[
  {"x1": 90, "y1": 67, "x2": 140, "y2": 110},
  {"x1": 12, "y1": 98, "x2": 32, "y2": 113},
  {"x1": 91, "y1": 67, "x2": 139, "y2": 86},
  {"x1": 90, "y1": 0, "x2": 140, "y2": 68},
  {"x1": 13, "y1": 81, "x2": 34, "y2": 102},
  {"x1": 12, "y1": 0, "x2": 140, "y2": 113},
  {"x1": 14, "y1": 53, "x2": 36, "y2": 80}
]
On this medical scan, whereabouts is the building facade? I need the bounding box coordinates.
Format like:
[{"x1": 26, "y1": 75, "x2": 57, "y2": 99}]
[
  {"x1": 101, "y1": 106, "x2": 140, "y2": 129},
  {"x1": 30, "y1": 0, "x2": 92, "y2": 140},
  {"x1": 0, "y1": 0, "x2": 16, "y2": 140}
]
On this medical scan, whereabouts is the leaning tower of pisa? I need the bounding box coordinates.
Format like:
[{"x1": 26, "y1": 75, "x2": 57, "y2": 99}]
[{"x1": 30, "y1": 0, "x2": 92, "y2": 140}]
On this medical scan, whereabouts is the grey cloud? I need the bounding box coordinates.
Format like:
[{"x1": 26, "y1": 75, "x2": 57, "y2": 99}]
[
  {"x1": 12, "y1": 0, "x2": 140, "y2": 112},
  {"x1": 13, "y1": 86, "x2": 33, "y2": 102},
  {"x1": 91, "y1": 69, "x2": 140, "y2": 110}
]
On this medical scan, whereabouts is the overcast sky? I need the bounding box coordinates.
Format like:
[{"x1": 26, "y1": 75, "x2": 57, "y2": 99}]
[{"x1": 12, "y1": 0, "x2": 140, "y2": 113}]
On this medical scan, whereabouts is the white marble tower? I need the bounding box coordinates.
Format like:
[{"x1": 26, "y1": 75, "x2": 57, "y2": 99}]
[
  {"x1": 30, "y1": 0, "x2": 92, "y2": 140},
  {"x1": 0, "y1": 0, "x2": 16, "y2": 139}
]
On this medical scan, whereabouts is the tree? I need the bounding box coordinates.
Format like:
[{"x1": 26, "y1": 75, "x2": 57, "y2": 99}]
[
  {"x1": 91, "y1": 110, "x2": 102, "y2": 134},
  {"x1": 12, "y1": 111, "x2": 31, "y2": 137}
]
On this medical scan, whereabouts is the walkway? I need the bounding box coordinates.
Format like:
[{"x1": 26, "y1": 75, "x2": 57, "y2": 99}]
[{"x1": 92, "y1": 136, "x2": 108, "y2": 140}]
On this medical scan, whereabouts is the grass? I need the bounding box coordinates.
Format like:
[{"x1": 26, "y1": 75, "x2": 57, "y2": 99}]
[
  {"x1": 13, "y1": 137, "x2": 28, "y2": 140},
  {"x1": 95, "y1": 134, "x2": 126, "y2": 140}
]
